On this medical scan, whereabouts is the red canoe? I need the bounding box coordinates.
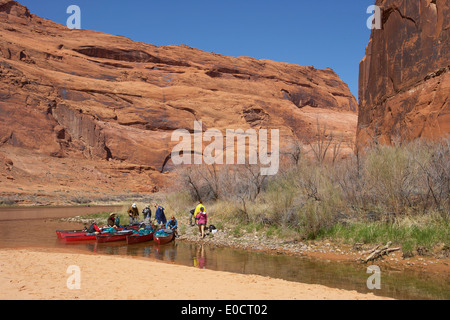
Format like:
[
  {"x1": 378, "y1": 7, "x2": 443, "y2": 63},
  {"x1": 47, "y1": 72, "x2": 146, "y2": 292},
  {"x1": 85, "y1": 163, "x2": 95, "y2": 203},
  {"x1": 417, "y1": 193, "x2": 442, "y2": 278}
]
[
  {"x1": 153, "y1": 232, "x2": 174, "y2": 245},
  {"x1": 58, "y1": 225, "x2": 140, "y2": 240},
  {"x1": 126, "y1": 232, "x2": 154, "y2": 245},
  {"x1": 96, "y1": 230, "x2": 134, "y2": 243},
  {"x1": 56, "y1": 230, "x2": 87, "y2": 239},
  {"x1": 64, "y1": 234, "x2": 98, "y2": 242}
]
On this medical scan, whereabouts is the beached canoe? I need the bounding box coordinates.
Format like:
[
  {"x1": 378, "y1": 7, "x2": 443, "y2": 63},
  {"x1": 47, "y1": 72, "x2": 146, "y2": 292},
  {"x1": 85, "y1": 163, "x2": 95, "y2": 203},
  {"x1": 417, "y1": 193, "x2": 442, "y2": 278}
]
[
  {"x1": 96, "y1": 230, "x2": 134, "y2": 243},
  {"x1": 153, "y1": 230, "x2": 174, "y2": 245},
  {"x1": 56, "y1": 230, "x2": 87, "y2": 239},
  {"x1": 64, "y1": 234, "x2": 98, "y2": 242},
  {"x1": 57, "y1": 224, "x2": 140, "y2": 239},
  {"x1": 64, "y1": 229, "x2": 134, "y2": 242},
  {"x1": 126, "y1": 231, "x2": 154, "y2": 245}
]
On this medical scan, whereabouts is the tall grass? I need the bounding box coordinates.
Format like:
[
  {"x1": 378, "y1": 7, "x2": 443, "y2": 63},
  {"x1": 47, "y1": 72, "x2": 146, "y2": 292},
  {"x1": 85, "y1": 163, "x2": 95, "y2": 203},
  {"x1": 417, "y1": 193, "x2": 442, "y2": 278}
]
[{"x1": 318, "y1": 214, "x2": 448, "y2": 251}]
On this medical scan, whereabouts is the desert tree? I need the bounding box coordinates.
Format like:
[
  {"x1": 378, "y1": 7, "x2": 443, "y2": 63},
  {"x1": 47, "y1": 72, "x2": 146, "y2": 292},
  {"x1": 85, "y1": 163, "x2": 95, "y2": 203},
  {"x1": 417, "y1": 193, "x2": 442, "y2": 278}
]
[{"x1": 305, "y1": 119, "x2": 343, "y2": 165}]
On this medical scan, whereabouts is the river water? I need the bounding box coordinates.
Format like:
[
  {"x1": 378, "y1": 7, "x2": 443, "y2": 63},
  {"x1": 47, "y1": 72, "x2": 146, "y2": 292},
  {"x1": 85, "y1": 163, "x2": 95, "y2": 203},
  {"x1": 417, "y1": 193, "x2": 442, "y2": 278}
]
[{"x1": 0, "y1": 206, "x2": 448, "y2": 300}]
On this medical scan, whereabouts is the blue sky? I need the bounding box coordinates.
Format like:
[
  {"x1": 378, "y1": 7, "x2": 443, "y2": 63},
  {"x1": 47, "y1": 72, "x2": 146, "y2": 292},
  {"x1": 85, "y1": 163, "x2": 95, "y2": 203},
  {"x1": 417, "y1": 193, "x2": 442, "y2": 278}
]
[{"x1": 19, "y1": 0, "x2": 375, "y2": 100}]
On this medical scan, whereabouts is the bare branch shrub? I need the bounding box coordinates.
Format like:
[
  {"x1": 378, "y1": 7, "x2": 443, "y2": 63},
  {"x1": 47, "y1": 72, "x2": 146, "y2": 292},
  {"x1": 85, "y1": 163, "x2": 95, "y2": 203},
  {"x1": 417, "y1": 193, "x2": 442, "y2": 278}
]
[
  {"x1": 304, "y1": 119, "x2": 343, "y2": 165},
  {"x1": 410, "y1": 137, "x2": 450, "y2": 218},
  {"x1": 171, "y1": 135, "x2": 449, "y2": 238}
]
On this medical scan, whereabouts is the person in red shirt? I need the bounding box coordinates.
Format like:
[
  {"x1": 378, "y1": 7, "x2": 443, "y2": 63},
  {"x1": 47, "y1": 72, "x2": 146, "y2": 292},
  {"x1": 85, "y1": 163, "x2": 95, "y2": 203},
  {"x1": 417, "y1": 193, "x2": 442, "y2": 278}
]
[{"x1": 85, "y1": 222, "x2": 101, "y2": 235}]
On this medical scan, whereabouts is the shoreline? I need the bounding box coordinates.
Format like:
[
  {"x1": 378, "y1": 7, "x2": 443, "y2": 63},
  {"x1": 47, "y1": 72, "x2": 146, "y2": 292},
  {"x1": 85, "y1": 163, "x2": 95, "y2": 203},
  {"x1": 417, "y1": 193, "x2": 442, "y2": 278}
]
[
  {"x1": 58, "y1": 210, "x2": 450, "y2": 277},
  {"x1": 2, "y1": 203, "x2": 449, "y2": 277},
  {"x1": 0, "y1": 214, "x2": 447, "y2": 300},
  {"x1": 176, "y1": 220, "x2": 450, "y2": 277},
  {"x1": 0, "y1": 247, "x2": 392, "y2": 300},
  {"x1": 178, "y1": 234, "x2": 450, "y2": 276}
]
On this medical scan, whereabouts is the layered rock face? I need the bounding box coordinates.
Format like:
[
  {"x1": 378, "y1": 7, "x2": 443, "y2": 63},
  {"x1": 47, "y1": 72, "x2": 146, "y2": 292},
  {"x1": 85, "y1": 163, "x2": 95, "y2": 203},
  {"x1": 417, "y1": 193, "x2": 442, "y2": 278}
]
[
  {"x1": 358, "y1": 0, "x2": 449, "y2": 146},
  {"x1": 0, "y1": 1, "x2": 358, "y2": 203}
]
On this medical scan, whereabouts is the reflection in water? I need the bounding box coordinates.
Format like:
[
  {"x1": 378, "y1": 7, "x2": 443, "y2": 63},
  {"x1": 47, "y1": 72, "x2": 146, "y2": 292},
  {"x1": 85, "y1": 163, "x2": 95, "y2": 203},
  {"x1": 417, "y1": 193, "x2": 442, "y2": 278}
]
[
  {"x1": 0, "y1": 218, "x2": 449, "y2": 300},
  {"x1": 193, "y1": 244, "x2": 206, "y2": 269},
  {"x1": 77, "y1": 239, "x2": 180, "y2": 263}
]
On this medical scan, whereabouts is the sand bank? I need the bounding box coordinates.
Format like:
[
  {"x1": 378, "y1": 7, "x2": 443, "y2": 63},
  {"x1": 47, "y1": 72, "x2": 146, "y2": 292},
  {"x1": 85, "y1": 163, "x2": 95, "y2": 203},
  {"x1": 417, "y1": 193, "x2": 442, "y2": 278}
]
[{"x1": 0, "y1": 248, "x2": 391, "y2": 300}]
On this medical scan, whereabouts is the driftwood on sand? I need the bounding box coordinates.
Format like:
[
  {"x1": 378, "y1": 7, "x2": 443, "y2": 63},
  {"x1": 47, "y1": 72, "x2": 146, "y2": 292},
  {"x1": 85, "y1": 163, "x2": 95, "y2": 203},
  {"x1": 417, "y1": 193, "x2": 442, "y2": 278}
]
[{"x1": 359, "y1": 241, "x2": 401, "y2": 263}]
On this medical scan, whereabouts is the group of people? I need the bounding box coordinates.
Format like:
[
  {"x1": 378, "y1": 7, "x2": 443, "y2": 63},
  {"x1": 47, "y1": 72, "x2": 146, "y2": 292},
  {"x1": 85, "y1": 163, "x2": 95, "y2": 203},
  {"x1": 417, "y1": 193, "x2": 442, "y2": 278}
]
[
  {"x1": 127, "y1": 203, "x2": 167, "y2": 224},
  {"x1": 126, "y1": 203, "x2": 179, "y2": 237},
  {"x1": 95, "y1": 203, "x2": 177, "y2": 235},
  {"x1": 103, "y1": 201, "x2": 210, "y2": 239}
]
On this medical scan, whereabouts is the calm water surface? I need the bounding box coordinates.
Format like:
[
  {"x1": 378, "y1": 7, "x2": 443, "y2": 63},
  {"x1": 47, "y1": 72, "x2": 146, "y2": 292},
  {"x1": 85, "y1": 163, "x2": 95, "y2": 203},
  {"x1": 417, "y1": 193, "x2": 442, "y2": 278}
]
[{"x1": 0, "y1": 207, "x2": 448, "y2": 300}]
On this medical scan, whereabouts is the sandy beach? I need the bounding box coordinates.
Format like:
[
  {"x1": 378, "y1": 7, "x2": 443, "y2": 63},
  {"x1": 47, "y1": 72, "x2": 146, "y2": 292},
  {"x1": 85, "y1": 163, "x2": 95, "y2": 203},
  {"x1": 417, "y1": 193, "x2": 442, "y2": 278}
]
[{"x1": 0, "y1": 248, "x2": 391, "y2": 300}]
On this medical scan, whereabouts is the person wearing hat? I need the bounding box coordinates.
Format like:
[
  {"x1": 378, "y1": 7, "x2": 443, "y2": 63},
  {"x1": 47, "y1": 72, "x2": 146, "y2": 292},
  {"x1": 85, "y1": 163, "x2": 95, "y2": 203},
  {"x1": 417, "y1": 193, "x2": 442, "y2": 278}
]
[
  {"x1": 107, "y1": 213, "x2": 117, "y2": 228},
  {"x1": 142, "y1": 204, "x2": 152, "y2": 226},
  {"x1": 127, "y1": 203, "x2": 139, "y2": 225}
]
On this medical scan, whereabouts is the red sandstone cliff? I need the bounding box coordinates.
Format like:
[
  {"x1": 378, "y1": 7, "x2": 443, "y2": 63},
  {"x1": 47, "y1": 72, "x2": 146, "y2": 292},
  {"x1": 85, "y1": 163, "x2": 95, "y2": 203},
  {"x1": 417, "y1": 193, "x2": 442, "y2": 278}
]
[
  {"x1": 0, "y1": 0, "x2": 358, "y2": 204},
  {"x1": 358, "y1": 0, "x2": 449, "y2": 146}
]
